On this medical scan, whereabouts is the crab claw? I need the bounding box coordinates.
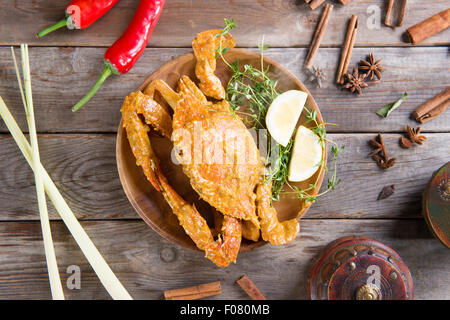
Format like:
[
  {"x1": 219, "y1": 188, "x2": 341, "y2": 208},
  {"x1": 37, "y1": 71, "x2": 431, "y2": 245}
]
[
  {"x1": 121, "y1": 92, "x2": 163, "y2": 191},
  {"x1": 192, "y1": 29, "x2": 235, "y2": 100},
  {"x1": 155, "y1": 168, "x2": 234, "y2": 267}
]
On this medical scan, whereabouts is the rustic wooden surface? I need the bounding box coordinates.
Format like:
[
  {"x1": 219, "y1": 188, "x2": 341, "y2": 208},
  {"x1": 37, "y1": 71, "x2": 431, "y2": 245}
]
[
  {"x1": 0, "y1": 0, "x2": 449, "y2": 300},
  {"x1": 1, "y1": 47, "x2": 449, "y2": 133}
]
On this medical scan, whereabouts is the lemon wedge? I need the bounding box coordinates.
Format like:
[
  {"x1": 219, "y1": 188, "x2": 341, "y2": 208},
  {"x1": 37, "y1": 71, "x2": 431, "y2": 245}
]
[
  {"x1": 266, "y1": 90, "x2": 308, "y2": 147},
  {"x1": 288, "y1": 126, "x2": 323, "y2": 182}
]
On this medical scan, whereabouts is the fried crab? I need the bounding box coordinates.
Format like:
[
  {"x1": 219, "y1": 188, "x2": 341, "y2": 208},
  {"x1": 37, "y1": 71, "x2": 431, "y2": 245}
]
[{"x1": 121, "y1": 30, "x2": 299, "y2": 267}]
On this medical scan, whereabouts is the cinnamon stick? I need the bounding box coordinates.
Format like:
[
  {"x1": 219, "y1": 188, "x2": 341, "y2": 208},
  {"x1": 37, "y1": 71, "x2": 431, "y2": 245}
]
[
  {"x1": 412, "y1": 87, "x2": 450, "y2": 123},
  {"x1": 309, "y1": 0, "x2": 326, "y2": 11},
  {"x1": 164, "y1": 281, "x2": 222, "y2": 300},
  {"x1": 305, "y1": 3, "x2": 334, "y2": 69},
  {"x1": 385, "y1": 0, "x2": 407, "y2": 28},
  {"x1": 406, "y1": 8, "x2": 450, "y2": 45},
  {"x1": 336, "y1": 15, "x2": 358, "y2": 84},
  {"x1": 338, "y1": 0, "x2": 353, "y2": 5},
  {"x1": 237, "y1": 275, "x2": 267, "y2": 300}
]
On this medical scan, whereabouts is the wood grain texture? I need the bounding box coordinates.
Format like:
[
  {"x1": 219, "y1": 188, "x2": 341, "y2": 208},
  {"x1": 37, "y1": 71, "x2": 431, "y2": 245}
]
[
  {"x1": 0, "y1": 133, "x2": 448, "y2": 221},
  {"x1": 0, "y1": 46, "x2": 448, "y2": 134},
  {"x1": 0, "y1": 219, "x2": 447, "y2": 300},
  {"x1": 1, "y1": 0, "x2": 449, "y2": 47},
  {"x1": 0, "y1": 0, "x2": 448, "y2": 300}
]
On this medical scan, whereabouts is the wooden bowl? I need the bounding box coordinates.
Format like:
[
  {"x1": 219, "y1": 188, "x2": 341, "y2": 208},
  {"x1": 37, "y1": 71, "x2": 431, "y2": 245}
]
[{"x1": 116, "y1": 48, "x2": 326, "y2": 253}]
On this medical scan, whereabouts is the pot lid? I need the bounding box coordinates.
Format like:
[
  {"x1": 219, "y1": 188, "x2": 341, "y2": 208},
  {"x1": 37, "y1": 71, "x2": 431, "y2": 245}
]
[
  {"x1": 422, "y1": 162, "x2": 450, "y2": 248},
  {"x1": 308, "y1": 236, "x2": 413, "y2": 300}
]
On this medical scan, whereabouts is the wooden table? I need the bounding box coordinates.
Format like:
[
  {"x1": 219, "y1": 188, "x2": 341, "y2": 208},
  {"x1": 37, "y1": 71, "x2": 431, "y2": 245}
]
[{"x1": 0, "y1": 0, "x2": 448, "y2": 300}]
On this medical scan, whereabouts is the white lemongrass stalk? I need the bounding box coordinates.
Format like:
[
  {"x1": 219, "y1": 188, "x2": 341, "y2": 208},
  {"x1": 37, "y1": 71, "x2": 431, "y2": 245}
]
[
  {"x1": 14, "y1": 45, "x2": 64, "y2": 300},
  {"x1": 0, "y1": 97, "x2": 132, "y2": 300},
  {"x1": 10, "y1": 47, "x2": 26, "y2": 109}
]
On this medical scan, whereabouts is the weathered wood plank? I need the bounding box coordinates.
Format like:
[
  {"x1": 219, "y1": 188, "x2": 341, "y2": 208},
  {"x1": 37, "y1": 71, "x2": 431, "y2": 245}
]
[
  {"x1": 0, "y1": 47, "x2": 448, "y2": 133},
  {"x1": 1, "y1": 0, "x2": 449, "y2": 47},
  {"x1": 0, "y1": 133, "x2": 448, "y2": 221},
  {"x1": 0, "y1": 219, "x2": 447, "y2": 299},
  {"x1": 309, "y1": 133, "x2": 449, "y2": 218}
]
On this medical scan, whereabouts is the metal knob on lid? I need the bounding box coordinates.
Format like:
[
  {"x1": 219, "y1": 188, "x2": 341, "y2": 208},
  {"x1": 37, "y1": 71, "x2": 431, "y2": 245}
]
[
  {"x1": 355, "y1": 283, "x2": 380, "y2": 300},
  {"x1": 422, "y1": 162, "x2": 450, "y2": 248},
  {"x1": 307, "y1": 236, "x2": 413, "y2": 300}
]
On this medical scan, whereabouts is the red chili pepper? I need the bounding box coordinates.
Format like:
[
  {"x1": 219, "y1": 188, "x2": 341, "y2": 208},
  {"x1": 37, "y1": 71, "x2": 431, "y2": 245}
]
[
  {"x1": 72, "y1": 0, "x2": 165, "y2": 112},
  {"x1": 37, "y1": 0, "x2": 120, "y2": 38}
]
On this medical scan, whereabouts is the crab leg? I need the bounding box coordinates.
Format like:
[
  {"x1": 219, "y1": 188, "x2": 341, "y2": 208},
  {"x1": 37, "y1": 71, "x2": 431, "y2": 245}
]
[
  {"x1": 156, "y1": 169, "x2": 240, "y2": 267},
  {"x1": 256, "y1": 182, "x2": 300, "y2": 245},
  {"x1": 192, "y1": 29, "x2": 235, "y2": 100},
  {"x1": 121, "y1": 92, "x2": 164, "y2": 191},
  {"x1": 242, "y1": 220, "x2": 261, "y2": 242},
  {"x1": 177, "y1": 76, "x2": 233, "y2": 114},
  {"x1": 177, "y1": 76, "x2": 209, "y2": 105},
  {"x1": 134, "y1": 91, "x2": 173, "y2": 138},
  {"x1": 143, "y1": 79, "x2": 181, "y2": 110},
  {"x1": 219, "y1": 215, "x2": 242, "y2": 263},
  {"x1": 123, "y1": 89, "x2": 241, "y2": 266}
]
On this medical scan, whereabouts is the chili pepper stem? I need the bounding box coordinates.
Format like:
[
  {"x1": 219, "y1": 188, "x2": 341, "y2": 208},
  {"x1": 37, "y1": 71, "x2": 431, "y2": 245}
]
[
  {"x1": 37, "y1": 18, "x2": 68, "y2": 38},
  {"x1": 72, "y1": 65, "x2": 113, "y2": 112}
]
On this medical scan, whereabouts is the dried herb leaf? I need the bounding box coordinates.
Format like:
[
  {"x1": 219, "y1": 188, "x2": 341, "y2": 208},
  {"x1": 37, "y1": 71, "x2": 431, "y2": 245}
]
[
  {"x1": 378, "y1": 185, "x2": 395, "y2": 200},
  {"x1": 376, "y1": 92, "x2": 408, "y2": 118}
]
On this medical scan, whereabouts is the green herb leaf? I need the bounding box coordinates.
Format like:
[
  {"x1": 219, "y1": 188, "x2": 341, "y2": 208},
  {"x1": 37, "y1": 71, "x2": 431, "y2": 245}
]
[
  {"x1": 216, "y1": 19, "x2": 342, "y2": 203},
  {"x1": 258, "y1": 44, "x2": 269, "y2": 51},
  {"x1": 376, "y1": 92, "x2": 408, "y2": 118}
]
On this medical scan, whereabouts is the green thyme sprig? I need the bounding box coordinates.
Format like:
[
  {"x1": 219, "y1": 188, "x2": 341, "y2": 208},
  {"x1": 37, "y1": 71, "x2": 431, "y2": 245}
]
[
  {"x1": 269, "y1": 109, "x2": 344, "y2": 203},
  {"x1": 226, "y1": 36, "x2": 279, "y2": 130},
  {"x1": 217, "y1": 19, "x2": 343, "y2": 202},
  {"x1": 215, "y1": 18, "x2": 236, "y2": 58}
]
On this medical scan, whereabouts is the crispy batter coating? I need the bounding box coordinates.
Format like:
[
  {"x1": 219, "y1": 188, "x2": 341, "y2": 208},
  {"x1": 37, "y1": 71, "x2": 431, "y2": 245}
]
[
  {"x1": 123, "y1": 29, "x2": 303, "y2": 267},
  {"x1": 143, "y1": 79, "x2": 180, "y2": 110},
  {"x1": 121, "y1": 92, "x2": 162, "y2": 191},
  {"x1": 220, "y1": 215, "x2": 242, "y2": 263},
  {"x1": 144, "y1": 78, "x2": 262, "y2": 232},
  {"x1": 156, "y1": 170, "x2": 233, "y2": 267},
  {"x1": 177, "y1": 75, "x2": 209, "y2": 106},
  {"x1": 171, "y1": 85, "x2": 261, "y2": 230},
  {"x1": 134, "y1": 91, "x2": 172, "y2": 138},
  {"x1": 242, "y1": 220, "x2": 261, "y2": 242},
  {"x1": 192, "y1": 29, "x2": 235, "y2": 100},
  {"x1": 256, "y1": 182, "x2": 300, "y2": 245},
  {"x1": 124, "y1": 81, "x2": 246, "y2": 266}
]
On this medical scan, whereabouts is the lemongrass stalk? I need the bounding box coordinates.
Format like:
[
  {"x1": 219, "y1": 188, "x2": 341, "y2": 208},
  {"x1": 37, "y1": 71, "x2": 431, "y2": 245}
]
[
  {"x1": 14, "y1": 45, "x2": 64, "y2": 300},
  {"x1": 10, "y1": 47, "x2": 26, "y2": 110},
  {"x1": 0, "y1": 96, "x2": 132, "y2": 300}
]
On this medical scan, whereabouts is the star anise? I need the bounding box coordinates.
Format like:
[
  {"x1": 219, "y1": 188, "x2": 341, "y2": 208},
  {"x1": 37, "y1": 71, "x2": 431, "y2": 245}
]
[
  {"x1": 359, "y1": 53, "x2": 386, "y2": 81},
  {"x1": 307, "y1": 66, "x2": 327, "y2": 88},
  {"x1": 407, "y1": 126, "x2": 427, "y2": 144},
  {"x1": 342, "y1": 68, "x2": 368, "y2": 94},
  {"x1": 369, "y1": 133, "x2": 396, "y2": 169},
  {"x1": 399, "y1": 136, "x2": 413, "y2": 148}
]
